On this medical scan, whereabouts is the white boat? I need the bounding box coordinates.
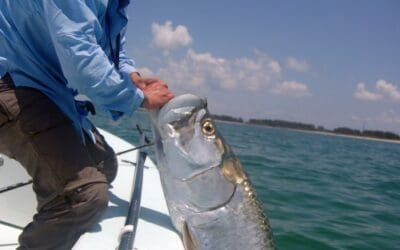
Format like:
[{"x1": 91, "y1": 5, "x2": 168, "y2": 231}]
[{"x1": 0, "y1": 128, "x2": 184, "y2": 250}]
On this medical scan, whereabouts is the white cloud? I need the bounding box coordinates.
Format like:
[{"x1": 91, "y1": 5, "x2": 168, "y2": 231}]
[
  {"x1": 376, "y1": 79, "x2": 400, "y2": 102},
  {"x1": 354, "y1": 80, "x2": 400, "y2": 102},
  {"x1": 286, "y1": 57, "x2": 310, "y2": 73},
  {"x1": 151, "y1": 21, "x2": 192, "y2": 53},
  {"x1": 269, "y1": 61, "x2": 282, "y2": 74},
  {"x1": 153, "y1": 49, "x2": 289, "y2": 93},
  {"x1": 272, "y1": 81, "x2": 311, "y2": 97},
  {"x1": 354, "y1": 83, "x2": 383, "y2": 101},
  {"x1": 146, "y1": 22, "x2": 311, "y2": 97}
]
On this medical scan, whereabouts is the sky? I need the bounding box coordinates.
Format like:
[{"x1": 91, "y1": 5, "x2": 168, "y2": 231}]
[{"x1": 123, "y1": 0, "x2": 400, "y2": 133}]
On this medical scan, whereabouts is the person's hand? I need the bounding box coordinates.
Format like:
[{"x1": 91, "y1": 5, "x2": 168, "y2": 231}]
[
  {"x1": 131, "y1": 73, "x2": 161, "y2": 90},
  {"x1": 130, "y1": 72, "x2": 174, "y2": 109}
]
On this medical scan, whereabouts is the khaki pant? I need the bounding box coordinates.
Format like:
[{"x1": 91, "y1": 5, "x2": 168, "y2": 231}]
[{"x1": 0, "y1": 75, "x2": 117, "y2": 249}]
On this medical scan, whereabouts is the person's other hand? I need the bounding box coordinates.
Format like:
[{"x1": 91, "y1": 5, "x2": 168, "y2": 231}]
[
  {"x1": 131, "y1": 73, "x2": 174, "y2": 109},
  {"x1": 141, "y1": 81, "x2": 174, "y2": 109}
]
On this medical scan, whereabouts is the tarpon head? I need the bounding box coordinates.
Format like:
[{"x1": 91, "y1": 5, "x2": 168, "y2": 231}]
[
  {"x1": 150, "y1": 94, "x2": 275, "y2": 250},
  {"x1": 152, "y1": 94, "x2": 223, "y2": 180},
  {"x1": 150, "y1": 94, "x2": 248, "y2": 213}
]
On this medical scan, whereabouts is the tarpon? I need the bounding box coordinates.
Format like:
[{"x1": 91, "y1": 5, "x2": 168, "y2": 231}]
[{"x1": 150, "y1": 94, "x2": 275, "y2": 250}]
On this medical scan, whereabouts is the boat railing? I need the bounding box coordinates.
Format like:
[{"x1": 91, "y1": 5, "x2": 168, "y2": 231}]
[{"x1": 117, "y1": 125, "x2": 149, "y2": 250}]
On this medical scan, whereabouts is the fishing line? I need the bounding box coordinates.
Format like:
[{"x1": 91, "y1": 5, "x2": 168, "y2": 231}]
[
  {"x1": 116, "y1": 124, "x2": 153, "y2": 156},
  {"x1": 115, "y1": 142, "x2": 154, "y2": 156}
]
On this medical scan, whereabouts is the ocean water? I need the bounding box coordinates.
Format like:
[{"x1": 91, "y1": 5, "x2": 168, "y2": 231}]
[{"x1": 91, "y1": 111, "x2": 400, "y2": 250}]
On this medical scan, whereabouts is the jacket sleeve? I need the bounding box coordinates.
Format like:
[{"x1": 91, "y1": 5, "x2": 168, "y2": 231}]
[
  {"x1": 118, "y1": 27, "x2": 138, "y2": 76},
  {"x1": 42, "y1": 0, "x2": 143, "y2": 119}
]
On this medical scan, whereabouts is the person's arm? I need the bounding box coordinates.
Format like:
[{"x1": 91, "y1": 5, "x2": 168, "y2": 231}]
[
  {"x1": 119, "y1": 26, "x2": 174, "y2": 109},
  {"x1": 118, "y1": 27, "x2": 139, "y2": 79},
  {"x1": 41, "y1": 0, "x2": 143, "y2": 119}
]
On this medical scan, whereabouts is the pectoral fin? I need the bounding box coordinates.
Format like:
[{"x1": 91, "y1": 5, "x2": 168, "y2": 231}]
[{"x1": 182, "y1": 221, "x2": 197, "y2": 250}]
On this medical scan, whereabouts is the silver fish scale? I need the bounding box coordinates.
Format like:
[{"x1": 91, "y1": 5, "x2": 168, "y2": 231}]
[{"x1": 186, "y1": 184, "x2": 275, "y2": 250}]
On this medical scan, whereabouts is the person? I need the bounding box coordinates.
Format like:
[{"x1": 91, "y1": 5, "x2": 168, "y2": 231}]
[{"x1": 0, "y1": 0, "x2": 173, "y2": 249}]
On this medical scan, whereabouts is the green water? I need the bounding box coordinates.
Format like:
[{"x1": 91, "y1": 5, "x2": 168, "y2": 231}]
[{"x1": 91, "y1": 111, "x2": 400, "y2": 250}]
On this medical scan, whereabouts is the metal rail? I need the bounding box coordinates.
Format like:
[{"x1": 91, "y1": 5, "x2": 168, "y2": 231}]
[
  {"x1": 117, "y1": 125, "x2": 149, "y2": 250},
  {"x1": 0, "y1": 155, "x2": 34, "y2": 194},
  {"x1": 0, "y1": 180, "x2": 33, "y2": 194}
]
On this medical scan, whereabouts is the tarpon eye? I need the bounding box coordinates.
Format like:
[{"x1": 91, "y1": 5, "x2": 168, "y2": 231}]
[{"x1": 201, "y1": 119, "x2": 216, "y2": 138}]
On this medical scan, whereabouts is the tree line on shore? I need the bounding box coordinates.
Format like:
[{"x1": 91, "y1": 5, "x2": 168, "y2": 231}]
[{"x1": 210, "y1": 114, "x2": 400, "y2": 141}]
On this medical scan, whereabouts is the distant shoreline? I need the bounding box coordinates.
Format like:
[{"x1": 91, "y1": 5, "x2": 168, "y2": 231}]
[
  {"x1": 137, "y1": 110, "x2": 400, "y2": 144},
  {"x1": 214, "y1": 119, "x2": 400, "y2": 145},
  {"x1": 293, "y1": 128, "x2": 400, "y2": 145}
]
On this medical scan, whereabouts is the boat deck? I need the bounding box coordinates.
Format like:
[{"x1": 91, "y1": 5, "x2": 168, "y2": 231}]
[{"x1": 0, "y1": 128, "x2": 183, "y2": 250}]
